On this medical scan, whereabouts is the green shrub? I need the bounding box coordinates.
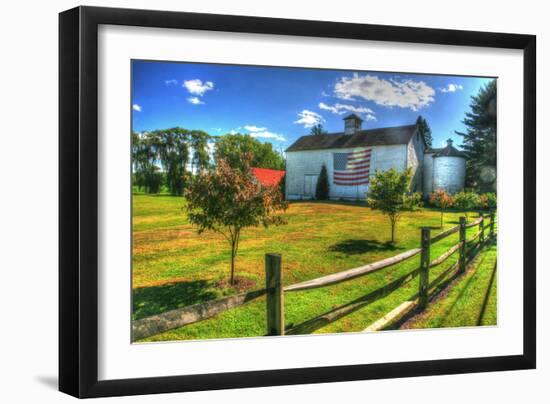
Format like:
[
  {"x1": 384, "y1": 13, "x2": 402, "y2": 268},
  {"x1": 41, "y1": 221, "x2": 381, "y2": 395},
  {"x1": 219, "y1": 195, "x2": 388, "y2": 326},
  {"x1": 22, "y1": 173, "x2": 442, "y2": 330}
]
[
  {"x1": 479, "y1": 192, "x2": 497, "y2": 210},
  {"x1": 404, "y1": 192, "x2": 423, "y2": 211},
  {"x1": 454, "y1": 191, "x2": 480, "y2": 219}
]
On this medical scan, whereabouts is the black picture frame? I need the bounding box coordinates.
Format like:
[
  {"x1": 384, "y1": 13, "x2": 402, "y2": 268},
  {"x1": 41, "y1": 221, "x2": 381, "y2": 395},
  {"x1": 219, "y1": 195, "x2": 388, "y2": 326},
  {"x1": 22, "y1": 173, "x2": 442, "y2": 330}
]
[{"x1": 59, "y1": 5, "x2": 536, "y2": 398}]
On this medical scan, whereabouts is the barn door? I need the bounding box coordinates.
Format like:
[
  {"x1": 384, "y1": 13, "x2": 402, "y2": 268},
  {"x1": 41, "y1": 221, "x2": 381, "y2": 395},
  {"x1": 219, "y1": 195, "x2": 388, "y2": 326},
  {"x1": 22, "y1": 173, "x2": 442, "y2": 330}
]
[{"x1": 304, "y1": 175, "x2": 318, "y2": 198}]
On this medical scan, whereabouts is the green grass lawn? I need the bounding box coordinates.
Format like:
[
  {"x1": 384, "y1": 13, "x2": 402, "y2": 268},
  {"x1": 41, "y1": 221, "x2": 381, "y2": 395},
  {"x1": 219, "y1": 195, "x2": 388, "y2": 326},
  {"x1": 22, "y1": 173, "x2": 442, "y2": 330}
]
[
  {"x1": 399, "y1": 240, "x2": 497, "y2": 329},
  {"x1": 132, "y1": 193, "x2": 496, "y2": 342}
]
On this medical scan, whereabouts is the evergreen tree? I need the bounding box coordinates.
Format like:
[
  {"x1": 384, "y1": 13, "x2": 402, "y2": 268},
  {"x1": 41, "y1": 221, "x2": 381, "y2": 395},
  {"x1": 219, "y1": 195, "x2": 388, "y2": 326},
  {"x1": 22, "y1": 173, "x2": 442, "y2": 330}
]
[
  {"x1": 455, "y1": 79, "x2": 497, "y2": 191},
  {"x1": 416, "y1": 115, "x2": 433, "y2": 147},
  {"x1": 315, "y1": 164, "x2": 329, "y2": 200}
]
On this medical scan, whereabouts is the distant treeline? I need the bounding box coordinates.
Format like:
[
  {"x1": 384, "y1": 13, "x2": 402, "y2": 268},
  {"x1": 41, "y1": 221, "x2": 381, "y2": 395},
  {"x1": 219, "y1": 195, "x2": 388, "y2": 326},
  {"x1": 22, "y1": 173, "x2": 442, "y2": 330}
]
[{"x1": 132, "y1": 129, "x2": 285, "y2": 195}]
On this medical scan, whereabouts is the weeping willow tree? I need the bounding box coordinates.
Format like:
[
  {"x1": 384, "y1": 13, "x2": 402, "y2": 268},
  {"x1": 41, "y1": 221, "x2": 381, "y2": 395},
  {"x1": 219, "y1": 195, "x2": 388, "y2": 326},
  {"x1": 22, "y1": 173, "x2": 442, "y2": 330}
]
[
  {"x1": 132, "y1": 132, "x2": 162, "y2": 193},
  {"x1": 153, "y1": 128, "x2": 191, "y2": 195},
  {"x1": 131, "y1": 128, "x2": 211, "y2": 195},
  {"x1": 189, "y1": 130, "x2": 211, "y2": 173}
]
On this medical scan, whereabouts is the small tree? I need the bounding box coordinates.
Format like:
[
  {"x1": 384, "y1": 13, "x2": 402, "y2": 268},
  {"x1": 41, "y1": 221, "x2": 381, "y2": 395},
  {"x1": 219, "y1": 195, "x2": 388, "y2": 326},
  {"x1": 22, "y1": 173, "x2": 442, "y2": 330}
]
[
  {"x1": 310, "y1": 124, "x2": 327, "y2": 136},
  {"x1": 315, "y1": 164, "x2": 330, "y2": 200},
  {"x1": 430, "y1": 189, "x2": 454, "y2": 228},
  {"x1": 454, "y1": 191, "x2": 480, "y2": 220},
  {"x1": 367, "y1": 168, "x2": 418, "y2": 243},
  {"x1": 185, "y1": 154, "x2": 288, "y2": 285}
]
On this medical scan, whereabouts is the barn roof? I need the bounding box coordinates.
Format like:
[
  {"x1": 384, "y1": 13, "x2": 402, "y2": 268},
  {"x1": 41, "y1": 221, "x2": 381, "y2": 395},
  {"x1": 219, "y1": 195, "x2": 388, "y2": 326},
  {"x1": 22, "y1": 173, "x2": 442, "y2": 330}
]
[
  {"x1": 286, "y1": 124, "x2": 417, "y2": 152},
  {"x1": 251, "y1": 167, "x2": 285, "y2": 187},
  {"x1": 426, "y1": 139, "x2": 466, "y2": 158},
  {"x1": 343, "y1": 113, "x2": 363, "y2": 121}
]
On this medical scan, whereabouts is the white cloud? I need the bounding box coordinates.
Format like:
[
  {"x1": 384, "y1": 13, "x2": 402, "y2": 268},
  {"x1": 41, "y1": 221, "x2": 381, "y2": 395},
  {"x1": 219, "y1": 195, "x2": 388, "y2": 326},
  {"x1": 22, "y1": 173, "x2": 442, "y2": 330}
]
[
  {"x1": 334, "y1": 73, "x2": 435, "y2": 111},
  {"x1": 249, "y1": 131, "x2": 286, "y2": 142},
  {"x1": 439, "y1": 83, "x2": 464, "y2": 93},
  {"x1": 244, "y1": 124, "x2": 286, "y2": 142},
  {"x1": 318, "y1": 102, "x2": 375, "y2": 117},
  {"x1": 294, "y1": 110, "x2": 325, "y2": 128},
  {"x1": 183, "y1": 79, "x2": 214, "y2": 96},
  {"x1": 244, "y1": 125, "x2": 267, "y2": 132},
  {"x1": 318, "y1": 102, "x2": 339, "y2": 114},
  {"x1": 187, "y1": 97, "x2": 204, "y2": 105},
  {"x1": 365, "y1": 114, "x2": 377, "y2": 121},
  {"x1": 165, "y1": 79, "x2": 178, "y2": 86},
  {"x1": 132, "y1": 104, "x2": 141, "y2": 112},
  {"x1": 321, "y1": 90, "x2": 331, "y2": 97}
]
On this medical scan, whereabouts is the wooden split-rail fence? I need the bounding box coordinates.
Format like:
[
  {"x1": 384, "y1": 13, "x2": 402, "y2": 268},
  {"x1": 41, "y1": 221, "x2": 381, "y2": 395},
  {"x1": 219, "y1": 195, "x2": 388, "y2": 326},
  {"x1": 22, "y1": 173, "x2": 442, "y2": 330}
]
[{"x1": 132, "y1": 212, "x2": 496, "y2": 341}]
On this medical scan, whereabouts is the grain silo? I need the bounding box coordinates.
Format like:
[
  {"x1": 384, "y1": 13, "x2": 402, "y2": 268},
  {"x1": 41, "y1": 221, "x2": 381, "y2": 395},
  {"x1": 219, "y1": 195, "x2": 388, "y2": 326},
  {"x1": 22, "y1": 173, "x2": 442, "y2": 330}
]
[{"x1": 423, "y1": 139, "x2": 466, "y2": 196}]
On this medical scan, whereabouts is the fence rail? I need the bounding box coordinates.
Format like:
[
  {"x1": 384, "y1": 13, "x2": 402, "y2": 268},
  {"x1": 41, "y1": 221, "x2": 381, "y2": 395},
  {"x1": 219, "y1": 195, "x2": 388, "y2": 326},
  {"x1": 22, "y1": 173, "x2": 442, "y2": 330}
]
[
  {"x1": 465, "y1": 216, "x2": 484, "y2": 228},
  {"x1": 283, "y1": 248, "x2": 421, "y2": 292},
  {"x1": 132, "y1": 211, "x2": 496, "y2": 341},
  {"x1": 132, "y1": 288, "x2": 267, "y2": 341},
  {"x1": 430, "y1": 225, "x2": 460, "y2": 244},
  {"x1": 430, "y1": 241, "x2": 462, "y2": 267}
]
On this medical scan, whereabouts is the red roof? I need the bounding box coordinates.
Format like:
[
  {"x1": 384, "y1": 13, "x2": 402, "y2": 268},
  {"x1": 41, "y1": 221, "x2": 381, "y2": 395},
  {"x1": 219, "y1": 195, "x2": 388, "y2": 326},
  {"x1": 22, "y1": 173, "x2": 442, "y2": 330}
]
[{"x1": 251, "y1": 167, "x2": 285, "y2": 187}]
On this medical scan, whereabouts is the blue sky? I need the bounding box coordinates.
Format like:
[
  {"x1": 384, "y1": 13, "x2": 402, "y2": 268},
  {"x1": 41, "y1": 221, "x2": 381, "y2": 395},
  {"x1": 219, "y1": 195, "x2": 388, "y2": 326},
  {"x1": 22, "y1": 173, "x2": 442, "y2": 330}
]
[{"x1": 132, "y1": 60, "x2": 494, "y2": 151}]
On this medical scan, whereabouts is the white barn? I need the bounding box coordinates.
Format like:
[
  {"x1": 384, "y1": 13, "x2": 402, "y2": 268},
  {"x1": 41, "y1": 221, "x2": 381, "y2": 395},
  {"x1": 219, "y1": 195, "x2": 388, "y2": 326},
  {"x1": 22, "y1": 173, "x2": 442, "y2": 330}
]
[{"x1": 285, "y1": 114, "x2": 466, "y2": 200}]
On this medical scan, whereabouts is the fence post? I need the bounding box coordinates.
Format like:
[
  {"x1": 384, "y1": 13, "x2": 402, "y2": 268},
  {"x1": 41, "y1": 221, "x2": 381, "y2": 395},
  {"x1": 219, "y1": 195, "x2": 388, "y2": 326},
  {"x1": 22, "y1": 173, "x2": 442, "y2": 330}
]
[
  {"x1": 459, "y1": 217, "x2": 466, "y2": 273},
  {"x1": 479, "y1": 212, "x2": 485, "y2": 245},
  {"x1": 265, "y1": 253, "x2": 284, "y2": 336},
  {"x1": 490, "y1": 213, "x2": 495, "y2": 238},
  {"x1": 419, "y1": 227, "x2": 431, "y2": 310}
]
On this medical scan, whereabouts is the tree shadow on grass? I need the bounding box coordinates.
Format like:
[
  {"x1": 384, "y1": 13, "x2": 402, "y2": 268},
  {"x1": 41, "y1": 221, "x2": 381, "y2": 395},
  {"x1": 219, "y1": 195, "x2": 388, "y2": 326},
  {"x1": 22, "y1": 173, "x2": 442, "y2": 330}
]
[
  {"x1": 423, "y1": 225, "x2": 443, "y2": 230},
  {"x1": 133, "y1": 280, "x2": 217, "y2": 320},
  {"x1": 477, "y1": 261, "x2": 497, "y2": 326},
  {"x1": 329, "y1": 239, "x2": 400, "y2": 255}
]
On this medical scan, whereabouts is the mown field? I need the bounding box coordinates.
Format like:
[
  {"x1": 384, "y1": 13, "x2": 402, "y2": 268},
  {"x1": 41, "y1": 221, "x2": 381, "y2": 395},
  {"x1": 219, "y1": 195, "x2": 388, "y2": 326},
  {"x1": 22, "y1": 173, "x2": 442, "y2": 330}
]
[
  {"x1": 132, "y1": 193, "x2": 497, "y2": 342},
  {"x1": 401, "y1": 241, "x2": 497, "y2": 329}
]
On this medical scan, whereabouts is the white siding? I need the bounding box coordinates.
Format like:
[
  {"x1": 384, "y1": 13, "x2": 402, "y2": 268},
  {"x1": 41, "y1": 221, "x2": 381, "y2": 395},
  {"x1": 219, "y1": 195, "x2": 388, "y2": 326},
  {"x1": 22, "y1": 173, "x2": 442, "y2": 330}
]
[
  {"x1": 433, "y1": 156, "x2": 466, "y2": 195},
  {"x1": 423, "y1": 152, "x2": 435, "y2": 197},
  {"x1": 285, "y1": 150, "x2": 329, "y2": 200},
  {"x1": 286, "y1": 144, "x2": 408, "y2": 200},
  {"x1": 406, "y1": 130, "x2": 425, "y2": 192}
]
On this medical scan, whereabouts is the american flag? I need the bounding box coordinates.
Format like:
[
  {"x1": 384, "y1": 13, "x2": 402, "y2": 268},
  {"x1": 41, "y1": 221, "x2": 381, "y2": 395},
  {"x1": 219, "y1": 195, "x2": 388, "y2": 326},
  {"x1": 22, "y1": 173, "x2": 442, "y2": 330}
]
[{"x1": 333, "y1": 148, "x2": 372, "y2": 186}]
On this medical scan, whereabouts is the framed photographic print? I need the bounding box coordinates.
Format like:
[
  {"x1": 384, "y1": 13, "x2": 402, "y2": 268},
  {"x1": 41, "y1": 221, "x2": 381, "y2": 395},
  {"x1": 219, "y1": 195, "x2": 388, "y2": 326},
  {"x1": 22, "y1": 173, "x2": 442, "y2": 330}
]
[{"x1": 59, "y1": 6, "x2": 536, "y2": 398}]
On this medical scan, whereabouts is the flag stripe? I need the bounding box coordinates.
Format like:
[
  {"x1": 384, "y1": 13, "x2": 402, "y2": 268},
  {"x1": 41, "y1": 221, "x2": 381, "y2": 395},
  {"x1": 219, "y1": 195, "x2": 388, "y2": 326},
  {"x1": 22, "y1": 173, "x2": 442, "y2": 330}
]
[
  {"x1": 346, "y1": 159, "x2": 370, "y2": 166},
  {"x1": 348, "y1": 151, "x2": 371, "y2": 160},
  {"x1": 333, "y1": 169, "x2": 371, "y2": 177},
  {"x1": 334, "y1": 174, "x2": 370, "y2": 181},
  {"x1": 334, "y1": 179, "x2": 370, "y2": 186},
  {"x1": 333, "y1": 148, "x2": 372, "y2": 186},
  {"x1": 335, "y1": 163, "x2": 370, "y2": 172}
]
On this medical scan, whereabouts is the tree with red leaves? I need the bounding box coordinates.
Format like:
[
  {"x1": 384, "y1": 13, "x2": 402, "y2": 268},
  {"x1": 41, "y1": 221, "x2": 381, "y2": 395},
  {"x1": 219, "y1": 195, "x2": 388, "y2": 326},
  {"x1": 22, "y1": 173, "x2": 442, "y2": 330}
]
[
  {"x1": 430, "y1": 189, "x2": 454, "y2": 229},
  {"x1": 185, "y1": 154, "x2": 288, "y2": 285}
]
